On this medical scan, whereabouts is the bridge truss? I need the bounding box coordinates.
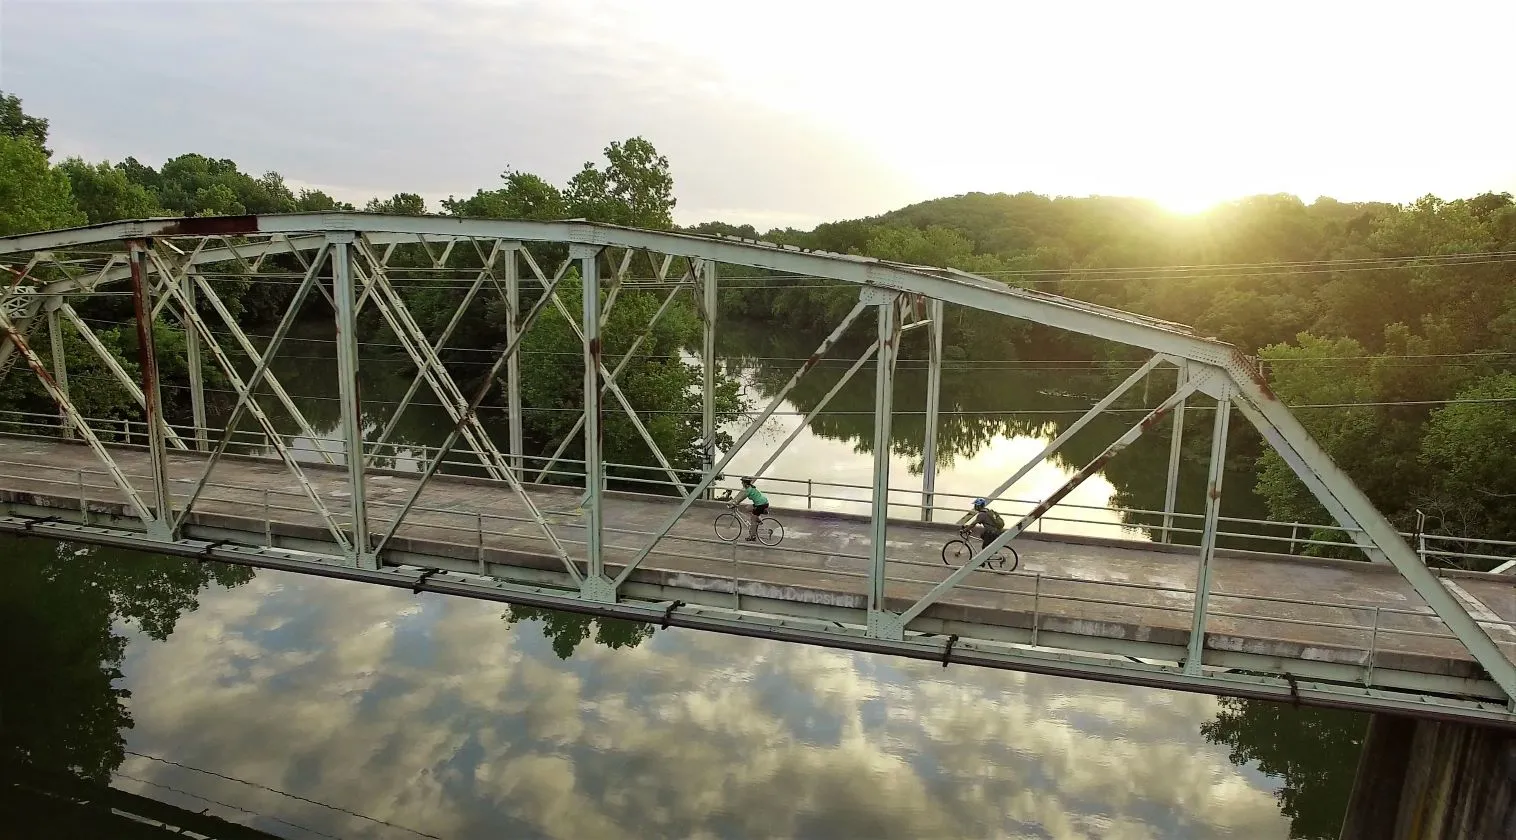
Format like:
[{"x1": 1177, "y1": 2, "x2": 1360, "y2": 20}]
[{"x1": 1, "y1": 213, "x2": 1513, "y2": 725}]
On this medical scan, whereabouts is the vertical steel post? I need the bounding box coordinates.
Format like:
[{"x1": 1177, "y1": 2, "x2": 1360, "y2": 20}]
[
  {"x1": 577, "y1": 245, "x2": 608, "y2": 595},
  {"x1": 1184, "y1": 389, "x2": 1231, "y2": 676},
  {"x1": 330, "y1": 233, "x2": 371, "y2": 568},
  {"x1": 701, "y1": 259, "x2": 718, "y2": 498},
  {"x1": 868, "y1": 296, "x2": 900, "y2": 629},
  {"x1": 1161, "y1": 361, "x2": 1188, "y2": 543},
  {"x1": 182, "y1": 272, "x2": 207, "y2": 450},
  {"x1": 920, "y1": 298, "x2": 943, "y2": 522},
  {"x1": 45, "y1": 304, "x2": 72, "y2": 439},
  {"x1": 504, "y1": 246, "x2": 524, "y2": 478},
  {"x1": 128, "y1": 241, "x2": 173, "y2": 538}
]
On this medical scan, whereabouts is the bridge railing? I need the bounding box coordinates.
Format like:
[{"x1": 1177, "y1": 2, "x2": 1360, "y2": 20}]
[
  {"x1": 2, "y1": 406, "x2": 1513, "y2": 572},
  {"x1": 5, "y1": 447, "x2": 1515, "y2": 706}
]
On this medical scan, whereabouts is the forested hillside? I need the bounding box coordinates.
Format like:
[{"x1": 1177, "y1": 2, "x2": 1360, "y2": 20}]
[
  {"x1": 2, "y1": 88, "x2": 1512, "y2": 553},
  {"x1": 698, "y1": 190, "x2": 1516, "y2": 553}
]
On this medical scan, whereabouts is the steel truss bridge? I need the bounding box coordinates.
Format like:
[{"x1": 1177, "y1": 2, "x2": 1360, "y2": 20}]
[{"x1": 1, "y1": 213, "x2": 1514, "y2": 727}]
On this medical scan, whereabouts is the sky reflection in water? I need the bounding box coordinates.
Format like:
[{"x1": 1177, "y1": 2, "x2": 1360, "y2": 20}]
[{"x1": 112, "y1": 570, "x2": 1297, "y2": 840}]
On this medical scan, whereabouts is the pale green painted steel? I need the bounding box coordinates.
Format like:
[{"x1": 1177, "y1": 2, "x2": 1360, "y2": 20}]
[{"x1": 1184, "y1": 388, "x2": 1231, "y2": 675}]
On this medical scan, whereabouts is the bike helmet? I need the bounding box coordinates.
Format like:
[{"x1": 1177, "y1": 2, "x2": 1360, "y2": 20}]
[
  {"x1": 972, "y1": 497, "x2": 987, "y2": 509},
  {"x1": 740, "y1": 476, "x2": 754, "y2": 486}
]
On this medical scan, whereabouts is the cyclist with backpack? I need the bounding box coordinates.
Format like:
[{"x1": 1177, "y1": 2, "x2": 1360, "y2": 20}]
[{"x1": 966, "y1": 497, "x2": 1005, "y2": 551}]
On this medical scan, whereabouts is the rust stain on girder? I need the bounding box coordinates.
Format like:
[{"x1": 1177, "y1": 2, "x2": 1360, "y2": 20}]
[
  {"x1": 159, "y1": 215, "x2": 261, "y2": 237},
  {"x1": 127, "y1": 245, "x2": 163, "y2": 431},
  {"x1": 0, "y1": 320, "x2": 59, "y2": 391},
  {"x1": 1233, "y1": 349, "x2": 1276, "y2": 401}
]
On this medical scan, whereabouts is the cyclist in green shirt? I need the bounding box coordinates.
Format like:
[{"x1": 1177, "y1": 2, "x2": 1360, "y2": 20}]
[{"x1": 738, "y1": 477, "x2": 769, "y2": 541}]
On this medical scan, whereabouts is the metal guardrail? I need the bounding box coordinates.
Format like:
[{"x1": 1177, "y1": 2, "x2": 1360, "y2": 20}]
[
  {"x1": 2, "y1": 407, "x2": 1512, "y2": 571},
  {"x1": 3, "y1": 452, "x2": 1514, "y2": 683},
  {"x1": 6, "y1": 416, "x2": 1516, "y2": 720}
]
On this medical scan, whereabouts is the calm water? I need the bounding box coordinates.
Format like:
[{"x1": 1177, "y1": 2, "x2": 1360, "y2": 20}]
[{"x1": 0, "y1": 321, "x2": 1366, "y2": 838}]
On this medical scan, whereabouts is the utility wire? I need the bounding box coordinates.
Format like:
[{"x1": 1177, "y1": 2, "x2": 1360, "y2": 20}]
[
  {"x1": 124, "y1": 751, "x2": 440, "y2": 839},
  {"x1": 158, "y1": 383, "x2": 1516, "y2": 414},
  {"x1": 112, "y1": 771, "x2": 342, "y2": 840}
]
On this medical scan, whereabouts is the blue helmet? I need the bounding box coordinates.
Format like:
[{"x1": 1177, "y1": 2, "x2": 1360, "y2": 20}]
[{"x1": 972, "y1": 498, "x2": 987, "y2": 509}]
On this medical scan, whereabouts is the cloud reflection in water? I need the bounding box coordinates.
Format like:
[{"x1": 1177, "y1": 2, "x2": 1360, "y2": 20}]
[{"x1": 115, "y1": 571, "x2": 1293, "y2": 839}]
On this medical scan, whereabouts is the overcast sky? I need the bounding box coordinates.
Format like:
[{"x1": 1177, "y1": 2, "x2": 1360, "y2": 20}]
[{"x1": 3, "y1": 0, "x2": 1514, "y2": 228}]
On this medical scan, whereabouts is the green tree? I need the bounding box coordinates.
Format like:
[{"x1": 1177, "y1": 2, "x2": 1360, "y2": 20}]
[
  {"x1": 1201, "y1": 698, "x2": 1363, "y2": 839},
  {"x1": 365, "y1": 192, "x2": 428, "y2": 215},
  {"x1": 0, "y1": 91, "x2": 50, "y2": 155},
  {"x1": 0, "y1": 536, "x2": 253, "y2": 784},
  {"x1": 1418, "y1": 373, "x2": 1516, "y2": 549},
  {"x1": 507, "y1": 275, "x2": 746, "y2": 485},
  {"x1": 0, "y1": 134, "x2": 85, "y2": 235},
  {"x1": 443, "y1": 169, "x2": 567, "y2": 220},
  {"x1": 503, "y1": 606, "x2": 654, "y2": 659},
  {"x1": 565, "y1": 137, "x2": 675, "y2": 229},
  {"x1": 295, "y1": 188, "x2": 355, "y2": 211},
  {"x1": 56, "y1": 157, "x2": 164, "y2": 223}
]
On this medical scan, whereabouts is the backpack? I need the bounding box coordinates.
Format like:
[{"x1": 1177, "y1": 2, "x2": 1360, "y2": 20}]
[{"x1": 986, "y1": 509, "x2": 1005, "y2": 531}]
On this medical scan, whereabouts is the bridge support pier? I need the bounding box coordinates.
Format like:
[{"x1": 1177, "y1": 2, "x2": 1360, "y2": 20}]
[{"x1": 1339, "y1": 713, "x2": 1516, "y2": 840}]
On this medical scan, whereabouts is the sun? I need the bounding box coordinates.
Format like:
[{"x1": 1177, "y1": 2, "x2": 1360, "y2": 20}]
[{"x1": 1151, "y1": 189, "x2": 1228, "y2": 215}]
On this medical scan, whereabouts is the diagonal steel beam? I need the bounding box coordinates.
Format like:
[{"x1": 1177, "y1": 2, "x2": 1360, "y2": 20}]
[
  {"x1": 56, "y1": 303, "x2": 189, "y2": 451},
  {"x1": 184, "y1": 271, "x2": 338, "y2": 465},
  {"x1": 350, "y1": 237, "x2": 510, "y2": 479},
  {"x1": 0, "y1": 305, "x2": 157, "y2": 524},
  {"x1": 750, "y1": 338, "x2": 878, "y2": 481},
  {"x1": 153, "y1": 238, "x2": 339, "y2": 466},
  {"x1": 535, "y1": 269, "x2": 692, "y2": 497},
  {"x1": 533, "y1": 269, "x2": 694, "y2": 485},
  {"x1": 983, "y1": 354, "x2": 1166, "y2": 508},
  {"x1": 45, "y1": 304, "x2": 72, "y2": 439},
  {"x1": 529, "y1": 250, "x2": 641, "y2": 482},
  {"x1": 368, "y1": 259, "x2": 581, "y2": 580},
  {"x1": 1230, "y1": 391, "x2": 1516, "y2": 701},
  {"x1": 363, "y1": 241, "x2": 500, "y2": 468},
  {"x1": 160, "y1": 247, "x2": 353, "y2": 550},
  {"x1": 896, "y1": 373, "x2": 1211, "y2": 631},
  {"x1": 610, "y1": 298, "x2": 872, "y2": 590}
]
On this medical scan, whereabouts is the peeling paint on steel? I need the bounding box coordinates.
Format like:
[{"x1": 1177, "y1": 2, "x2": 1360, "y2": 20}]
[{"x1": 160, "y1": 215, "x2": 261, "y2": 237}]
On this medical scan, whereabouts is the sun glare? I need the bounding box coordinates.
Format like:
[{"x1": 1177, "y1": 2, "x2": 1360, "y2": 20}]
[{"x1": 1151, "y1": 190, "x2": 1227, "y2": 216}]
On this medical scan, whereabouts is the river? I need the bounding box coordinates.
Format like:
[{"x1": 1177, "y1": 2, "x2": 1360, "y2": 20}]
[{"x1": 1, "y1": 319, "x2": 1365, "y2": 839}]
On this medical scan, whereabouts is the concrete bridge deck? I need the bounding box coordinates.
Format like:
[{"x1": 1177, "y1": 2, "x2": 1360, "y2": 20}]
[{"x1": 1, "y1": 436, "x2": 1514, "y2": 705}]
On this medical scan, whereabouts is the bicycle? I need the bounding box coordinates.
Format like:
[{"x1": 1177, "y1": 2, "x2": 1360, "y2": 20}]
[
  {"x1": 714, "y1": 490, "x2": 785, "y2": 547},
  {"x1": 941, "y1": 528, "x2": 1019, "y2": 573}
]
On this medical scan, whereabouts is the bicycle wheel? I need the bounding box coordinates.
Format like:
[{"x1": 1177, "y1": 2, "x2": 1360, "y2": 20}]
[
  {"x1": 986, "y1": 547, "x2": 1020, "y2": 574},
  {"x1": 1002, "y1": 546, "x2": 1020, "y2": 573},
  {"x1": 757, "y1": 517, "x2": 784, "y2": 546},
  {"x1": 942, "y1": 539, "x2": 973, "y2": 566},
  {"x1": 714, "y1": 512, "x2": 743, "y2": 543}
]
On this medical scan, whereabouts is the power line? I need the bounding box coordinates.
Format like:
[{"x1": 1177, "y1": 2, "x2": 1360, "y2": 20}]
[
  {"x1": 182, "y1": 326, "x2": 1516, "y2": 365},
  {"x1": 112, "y1": 770, "x2": 342, "y2": 840},
  {"x1": 157, "y1": 383, "x2": 1516, "y2": 414},
  {"x1": 125, "y1": 751, "x2": 440, "y2": 839}
]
